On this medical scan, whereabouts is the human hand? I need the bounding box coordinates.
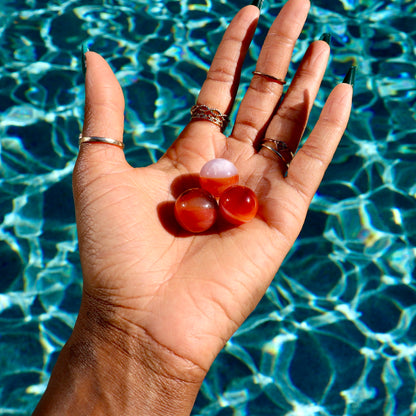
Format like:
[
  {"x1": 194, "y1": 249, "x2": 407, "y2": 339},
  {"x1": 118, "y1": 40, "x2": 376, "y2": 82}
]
[{"x1": 34, "y1": 0, "x2": 353, "y2": 414}]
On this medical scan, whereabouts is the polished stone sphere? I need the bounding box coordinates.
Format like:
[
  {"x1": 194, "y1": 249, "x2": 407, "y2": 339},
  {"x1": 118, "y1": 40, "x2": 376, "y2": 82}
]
[
  {"x1": 199, "y1": 158, "x2": 239, "y2": 197},
  {"x1": 174, "y1": 188, "x2": 218, "y2": 233},
  {"x1": 219, "y1": 185, "x2": 258, "y2": 225}
]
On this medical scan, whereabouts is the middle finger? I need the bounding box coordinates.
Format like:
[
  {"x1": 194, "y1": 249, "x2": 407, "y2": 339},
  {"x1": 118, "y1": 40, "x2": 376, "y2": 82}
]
[{"x1": 260, "y1": 37, "x2": 331, "y2": 164}]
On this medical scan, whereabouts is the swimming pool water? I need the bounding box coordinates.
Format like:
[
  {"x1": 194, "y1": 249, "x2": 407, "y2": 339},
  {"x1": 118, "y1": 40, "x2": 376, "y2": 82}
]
[{"x1": 1, "y1": 0, "x2": 415, "y2": 414}]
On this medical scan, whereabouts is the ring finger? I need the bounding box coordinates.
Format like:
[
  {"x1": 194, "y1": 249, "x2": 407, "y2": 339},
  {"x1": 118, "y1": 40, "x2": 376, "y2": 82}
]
[{"x1": 259, "y1": 37, "x2": 331, "y2": 168}]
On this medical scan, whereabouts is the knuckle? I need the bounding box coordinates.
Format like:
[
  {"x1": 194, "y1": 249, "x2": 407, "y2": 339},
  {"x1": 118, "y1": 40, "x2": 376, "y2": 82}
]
[
  {"x1": 319, "y1": 116, "x2": 347, "y2": 134},
  {"x1": 265, "y1": 31, "x2": 294, "y2": 49},
  {"x1": 278, "y1": 103, "x2": 306, "y2": 125},
  {"x1": 232, "y1": 120, "x2": 259, "y2": 144},
  {"x1": 300, "y1": 141, "x2": 329, "y2": 167},
  {"x1": 249, "y1": 79, "x2": 281, "y2": 97},
  {"x1": 206, "y1": 63, "x2": 235, "y2": 85}
]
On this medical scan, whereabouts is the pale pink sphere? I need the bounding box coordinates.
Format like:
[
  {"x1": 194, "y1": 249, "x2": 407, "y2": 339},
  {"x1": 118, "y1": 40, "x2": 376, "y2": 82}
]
[{"x1": 199, "y1": 158, "x2": 239, "y2": 197}]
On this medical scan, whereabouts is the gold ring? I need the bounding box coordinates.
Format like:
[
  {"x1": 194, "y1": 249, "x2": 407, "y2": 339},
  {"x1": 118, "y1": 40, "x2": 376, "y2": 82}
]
[
  {"x1": 190, "y1": 104, "x2": 230, "y2": 132},
  {"x1": 79, "y1": 134, "x2": 125, "y2": 149},
  {"x1": 252, "y1": 71, "x2": 286, "y2": 85}
]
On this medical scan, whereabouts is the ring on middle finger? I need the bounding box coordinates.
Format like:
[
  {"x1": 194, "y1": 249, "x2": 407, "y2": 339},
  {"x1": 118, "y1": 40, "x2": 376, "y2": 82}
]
[{"x1": 252, "y1": 71, "x2": 287, "y2": 85}]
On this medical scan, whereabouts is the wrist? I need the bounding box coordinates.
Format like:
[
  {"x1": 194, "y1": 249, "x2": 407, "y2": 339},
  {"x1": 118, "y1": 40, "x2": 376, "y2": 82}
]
[{"x1": 33, "y1": 295, "x2": 205, "y2": 416}]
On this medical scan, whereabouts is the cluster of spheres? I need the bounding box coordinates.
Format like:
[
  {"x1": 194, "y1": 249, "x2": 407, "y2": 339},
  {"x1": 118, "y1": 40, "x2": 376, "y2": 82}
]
[{"x1": 174, "y1": 158, "x2": 258, "y2": 233}]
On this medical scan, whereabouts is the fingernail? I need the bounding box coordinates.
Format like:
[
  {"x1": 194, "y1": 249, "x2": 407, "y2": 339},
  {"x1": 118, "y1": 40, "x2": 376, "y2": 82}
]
[
  {"x1": 251, "y1": 0, "x2": 264, "y2": 10},
  {"x1": 343, "y1": 65, "x2": 357, "y2": 86},
  {"x1": 319, "y1": 33, "x2": 331, "y2": 45},
  {"x1": 81, "y1": 43, "x2": 87, "y2": 76}
]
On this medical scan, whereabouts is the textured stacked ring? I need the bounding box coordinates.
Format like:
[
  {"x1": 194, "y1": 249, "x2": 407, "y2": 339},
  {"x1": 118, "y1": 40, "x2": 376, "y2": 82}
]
[{"x1": 190, "y1": 104, "x2": 230, "y2": 132}]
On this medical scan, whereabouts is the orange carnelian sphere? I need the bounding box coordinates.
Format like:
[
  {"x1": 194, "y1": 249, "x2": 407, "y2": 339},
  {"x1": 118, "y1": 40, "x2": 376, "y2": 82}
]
[
  {"x1": 199, "y1": 158, "x2": 239, "y2": 197},
  {"x1": 219, "y1": 185, "x2": 258, "y2": 225},
  {"x1": 174, "y1": 188, "x2": 218, "y2": 233}
]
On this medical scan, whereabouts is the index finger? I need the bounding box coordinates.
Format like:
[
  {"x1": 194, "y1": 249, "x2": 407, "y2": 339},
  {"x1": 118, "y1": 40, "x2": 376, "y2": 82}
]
[{"x1": 191, "y1": 5, "x2": 260, "y2": 130}]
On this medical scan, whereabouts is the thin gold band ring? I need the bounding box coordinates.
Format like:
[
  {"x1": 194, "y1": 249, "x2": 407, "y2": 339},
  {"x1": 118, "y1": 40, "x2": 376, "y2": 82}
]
[
  {"x1": 252, "y1": 71, "x2": 286, "y2": 85},
  {"x1": 79, "y1": 134, "x2": 125, "y2": 149}
]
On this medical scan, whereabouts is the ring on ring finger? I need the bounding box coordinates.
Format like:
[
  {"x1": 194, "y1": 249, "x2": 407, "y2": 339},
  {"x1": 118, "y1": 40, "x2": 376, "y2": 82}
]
[{"x1": 261, "y1": 139, "x2": 294, "y2": 169}]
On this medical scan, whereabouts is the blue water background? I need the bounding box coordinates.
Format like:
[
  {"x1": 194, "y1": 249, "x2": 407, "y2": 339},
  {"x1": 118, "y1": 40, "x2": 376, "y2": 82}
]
[{"x1": 1, "y1": 0, "x2": 416, "y2": 414}]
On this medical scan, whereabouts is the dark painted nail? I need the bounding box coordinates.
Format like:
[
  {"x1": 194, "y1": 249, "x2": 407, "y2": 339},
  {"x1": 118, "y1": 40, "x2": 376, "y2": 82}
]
[
  {"x1": 81, "y1": 44, "x2": 87, "y2": 76},
  {"x1": 319, "y1": 33, "x2": 331, "y2": 45},
  {"x1": 343, "y1": 65, "x2": 357, "y2": 86},
  {"x1": 252, "y1": 0, "x2": 264, "y2": 10}
]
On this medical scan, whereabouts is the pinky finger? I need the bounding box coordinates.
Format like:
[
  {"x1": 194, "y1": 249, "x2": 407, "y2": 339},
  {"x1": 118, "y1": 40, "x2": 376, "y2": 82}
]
[{"x1": 286, "y1": 67, "x2": 356, "y2": 202}]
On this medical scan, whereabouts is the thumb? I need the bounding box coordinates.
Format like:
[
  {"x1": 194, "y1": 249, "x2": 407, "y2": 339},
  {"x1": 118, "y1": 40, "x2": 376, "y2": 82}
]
[
  {"x1": 76, "y1": 51, "x2": 126, "y2": 177},
  {"x1": 73, "y1": 51, "x2": 129, "y2": 274}
]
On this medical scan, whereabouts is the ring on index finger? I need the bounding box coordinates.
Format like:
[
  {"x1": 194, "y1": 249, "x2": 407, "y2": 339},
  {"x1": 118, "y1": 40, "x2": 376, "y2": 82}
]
[{"x1": 190, "y1": 104, "x2": 230, "y2": 132}]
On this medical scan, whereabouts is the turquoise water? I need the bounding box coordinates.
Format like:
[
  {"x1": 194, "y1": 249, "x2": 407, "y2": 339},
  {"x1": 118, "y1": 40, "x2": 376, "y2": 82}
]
[{"x1": 1, "y1": 0, "x2": 415, "y2": 414}]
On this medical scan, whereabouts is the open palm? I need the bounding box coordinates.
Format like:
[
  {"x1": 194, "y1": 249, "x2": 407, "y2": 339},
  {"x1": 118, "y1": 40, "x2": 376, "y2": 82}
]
[{"x1": 73, "y1": 0, "x2": 352, "y2": 384}]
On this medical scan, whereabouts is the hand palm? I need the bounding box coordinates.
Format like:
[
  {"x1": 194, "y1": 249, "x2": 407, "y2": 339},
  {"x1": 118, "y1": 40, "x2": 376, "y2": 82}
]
[{"x1": 75, "y1": 123, "x2": 301, "y2": 372}]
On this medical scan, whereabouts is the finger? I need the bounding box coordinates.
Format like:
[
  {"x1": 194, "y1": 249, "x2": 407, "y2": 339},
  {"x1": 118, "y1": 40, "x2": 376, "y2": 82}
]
[
  {"x1": 286, "y1": 82, "x2": 353, "y2": 202},
  {"x1": 160, "y1": 5, "x2": 260, "y2": 171},
  {"x1": 259, "y1": 38, "x2": 330, "y2": 169},
  {"x1": 188, "y1": 5, "x2": 260, "y2": 132},
  {"x1": 232, "y1": 0, "x2": 310, "y2": 145},
  {"x1": 77, "y1": 51, "x2": 126, "y2": 173}
]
